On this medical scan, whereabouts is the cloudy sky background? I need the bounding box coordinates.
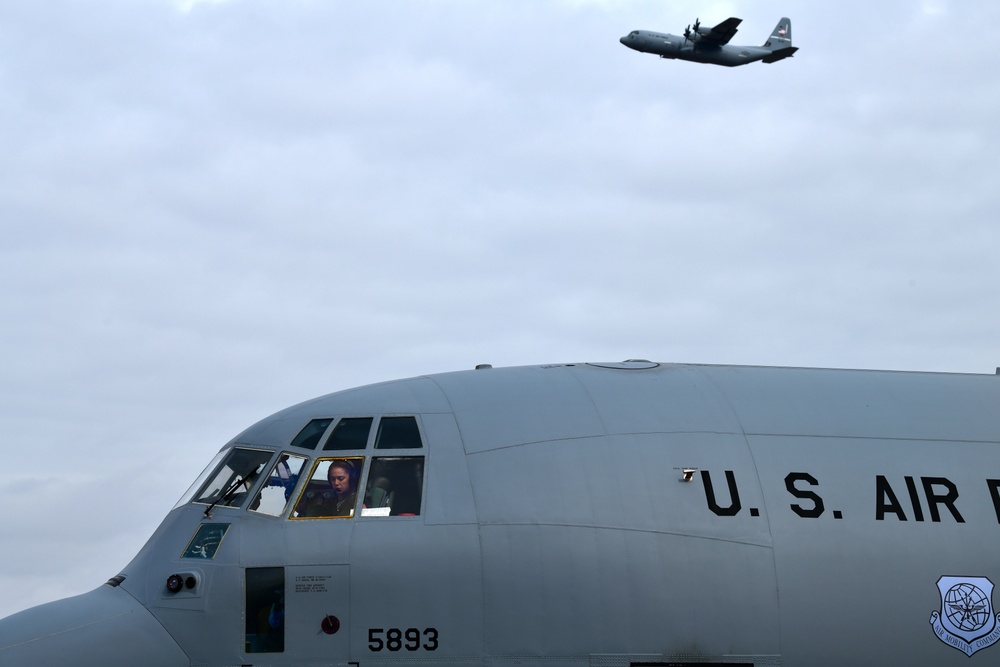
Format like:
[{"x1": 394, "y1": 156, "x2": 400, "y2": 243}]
[{"x1": 1, "y1": 0, "x2": 998, "y2": 618}]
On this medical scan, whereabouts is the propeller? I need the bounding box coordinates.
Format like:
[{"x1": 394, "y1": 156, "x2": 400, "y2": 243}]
[
  {"x1": 683, "y1": 24, "x2": 691, "y2": 40},
  {"x1": 693, "y1": 18, "x2": 701, "y2": 33}
]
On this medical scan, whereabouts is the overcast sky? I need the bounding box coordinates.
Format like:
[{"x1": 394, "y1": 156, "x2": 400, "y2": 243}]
[{"x1": 1, "y1": 0, "x2": 998, "y2": 619}]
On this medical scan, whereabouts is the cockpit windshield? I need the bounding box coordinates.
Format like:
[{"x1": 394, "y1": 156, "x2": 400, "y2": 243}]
[
  {"x1": 249, "y1": 454, "x2": 308, "y2": 517},
  {"x1": 191, "y1": 448, "x2": 274, "y2": 509},
  {"x1": 174, "y1": 415, "x2": 428, "y2": 518}
]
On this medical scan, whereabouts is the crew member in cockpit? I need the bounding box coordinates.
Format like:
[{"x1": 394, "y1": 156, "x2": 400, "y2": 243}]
[
  {"x1": 295, "y1": 459, "x2": 360, "y2": 518},
  {"x1": 327, "y1": 460, "x2": 358, "y2": 515}
]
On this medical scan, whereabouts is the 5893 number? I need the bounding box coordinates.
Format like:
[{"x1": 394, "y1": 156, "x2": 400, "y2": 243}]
[{"x1": 368, "y1": 627, "x2": 439, "y2": 652}]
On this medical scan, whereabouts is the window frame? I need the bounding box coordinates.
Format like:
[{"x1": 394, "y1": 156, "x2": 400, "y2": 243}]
[
  {"x1": 289, "y1": 456, "x2": 367, "y2": 520},
  {"x1": 190, "y1": 447, "x2": 275, "y2": 510},
  {"x1": 284, "y1": 414, "x2": 429, "y2": 521}
]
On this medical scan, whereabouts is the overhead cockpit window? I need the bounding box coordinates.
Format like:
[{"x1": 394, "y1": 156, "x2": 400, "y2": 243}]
[
  {"x1": 361, "y1": 456, "x2": 424, "y2": 516},
  {"x1": 192, "y1": 448, "x2": 274, "y2": 509},
  {"x1": 249, "y1": 454, "x2": 308, "y2": 517},
  {"x1": 323, "y1": 417, "x2": 373, "y2": 451},
  {"x1": 291, "y1": 457, "x2": 365, "y2": 519},
  {"x1": 290, "y1": 419, "x2": 333, "y2": 450},
  {"x1": 374, "y1": 416, "x2": 422, "y2": 449}
]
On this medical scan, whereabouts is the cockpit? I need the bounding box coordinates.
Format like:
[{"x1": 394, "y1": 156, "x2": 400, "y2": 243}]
[
  {"x1": 178, "y1": 414, "x2": 427, "y2": 534},
  {"x1": 148, "y1": 414, "x2": 433, "y2": 659}
]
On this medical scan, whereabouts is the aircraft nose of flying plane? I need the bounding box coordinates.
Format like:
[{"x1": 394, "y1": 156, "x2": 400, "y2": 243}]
[
  {"x1": 619, "y1": 33, "x2": 639, "y2": 50},
  {"x1": 0, "y1": 584, "x2": 188, "y2": 666}
]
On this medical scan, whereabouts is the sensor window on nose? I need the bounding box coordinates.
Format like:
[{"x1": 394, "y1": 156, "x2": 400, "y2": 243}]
[{"x1": 181, "y1": 523, "x2": 230, "y2": 560}]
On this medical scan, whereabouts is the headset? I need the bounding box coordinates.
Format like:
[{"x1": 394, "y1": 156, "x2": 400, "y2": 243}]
[
  {"x1": 302, "y1": 458, "x2": 363, "y2": 502},
  {"x1": 326, "y1": 458, "x2": 361, "y2": 488}
]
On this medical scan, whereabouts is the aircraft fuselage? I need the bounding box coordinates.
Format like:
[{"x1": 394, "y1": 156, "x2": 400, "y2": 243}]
[
  {"x1": 2, "y1": 362, "x2": 999, "y2": 666},
  {"x1": 620, "y1": 30, "x2": 775, "y2": 67}
]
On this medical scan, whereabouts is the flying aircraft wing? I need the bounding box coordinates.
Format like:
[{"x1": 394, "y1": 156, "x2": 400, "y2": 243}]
[{"x1": 702, "y1": 17, "x2": 742, "y2": 46}]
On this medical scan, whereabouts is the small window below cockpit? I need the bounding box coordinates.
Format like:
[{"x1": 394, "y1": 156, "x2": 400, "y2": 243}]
[
  {"x1": 249, "y1": 454, "x2": 308, "y2": 517},
  {"x1": 182, "y1": 523, "x2": 230, "y2": 559},
  {"x1": 192, "y1": 448, "x2": 273, "y2": 509}
]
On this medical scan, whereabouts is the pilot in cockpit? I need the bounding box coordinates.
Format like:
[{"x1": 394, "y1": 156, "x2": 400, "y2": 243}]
[{"x1": 294, "y1": 459, "x2": 360, "y2": 518}]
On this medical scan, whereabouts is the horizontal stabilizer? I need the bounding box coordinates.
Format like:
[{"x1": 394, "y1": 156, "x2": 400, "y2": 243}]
[{"x1": 762, "y1": 46, "x2": 797, "y2": 63}]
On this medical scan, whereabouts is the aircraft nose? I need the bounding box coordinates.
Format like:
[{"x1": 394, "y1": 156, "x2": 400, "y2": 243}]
[{"x1": 0, "y1": 584, "x2": 188, "y2": 666}]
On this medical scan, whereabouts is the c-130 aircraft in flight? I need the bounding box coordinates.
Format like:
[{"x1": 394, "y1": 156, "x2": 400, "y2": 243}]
[
  {"x1": 2, "y1": 360, "x2": 1000, "y2": 666},
  {"x1": 620, "y1": 17, "x2": 797, "y2": 66}
]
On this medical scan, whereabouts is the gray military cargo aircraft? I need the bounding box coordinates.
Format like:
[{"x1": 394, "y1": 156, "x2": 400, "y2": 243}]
[
  {"x1": 620, "y1": 17, "x2": 797, "y2": 66},
  {"x1": 2, "y1": 360, "x2": 1000, "y2": 666}
]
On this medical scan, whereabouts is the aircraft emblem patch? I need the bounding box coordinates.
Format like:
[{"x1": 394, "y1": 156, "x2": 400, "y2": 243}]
[{"x1": 930, "y1": 576, "x2": 1000, "y2": 656}]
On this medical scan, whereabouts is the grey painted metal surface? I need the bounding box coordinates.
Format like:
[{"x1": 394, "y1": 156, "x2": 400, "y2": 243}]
[
  {"x1": 0, "y1": 585, "x2": 189, "y2": 665},
  {"x1": 2, "y1": 361, "x2": 999, "y2": 666},
  {"x1": 620, "y1": 18, "x2": 797, "y2": 67}
]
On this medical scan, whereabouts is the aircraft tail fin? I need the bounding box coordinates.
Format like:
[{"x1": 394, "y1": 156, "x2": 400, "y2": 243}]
[
  {"x1": 763, "y1": 17, "x2": 792, "y2": 49},
  {"x1": 762, "y1": 17, "x2": 796, "y2": 63}
]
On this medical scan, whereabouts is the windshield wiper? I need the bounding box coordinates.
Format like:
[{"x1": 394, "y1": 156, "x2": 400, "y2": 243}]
[{"x1": 204, "y1": 466, "x2": 262, "y2": 517}]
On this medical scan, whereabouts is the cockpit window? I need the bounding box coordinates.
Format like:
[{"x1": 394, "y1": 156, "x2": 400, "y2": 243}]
[
  {"x1": 290, "y1": 419, "x2": 333, "y2": 450},
  {"x1": 174, "y1": 448, "x2": 228, "y2": 509},
  {"x1": 291, "y1": 457, "x2": 365, "y2": 519},
  {"x1": 374, "y1": 416, "x2": 422, "y2": 449},
  {"x1": 248, "y1": 454, "x2": 308, "y2": 517},
  {"x1": 361, "y1": 456, "x2": 424, "y2": 516},
  {"x1": 283, "y1": 415, "x2": 426, "y2": 522},
  {"x1": 192, "y1": 448, "x2": 273, "y2": 509},
  {"x1": 322, "y1": 417, "x2": 373, "y2": 451},
  {"x1": 182, "y1": 523, "x2": 230, "y2": 559}
]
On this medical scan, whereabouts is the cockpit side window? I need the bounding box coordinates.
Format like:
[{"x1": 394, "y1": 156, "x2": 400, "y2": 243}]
[
  {"x1": 322, "y1": 417, "x2": 373, "y2": 451},
  {"x1": 248, "y1": 454, "x2": 308, "y2": 517},
  {"x1": 374, "y1": 416, "x2": 422, "y2": 449},
  {"x1": 192, "y1": 448, "x2": 274, "y2": 509},
  {"x1": 361, "y1": 456, "x2": 424, "y2": 517},
  {"x1": 290, "y1": 457, "x2": 365, "y2": 519}
]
